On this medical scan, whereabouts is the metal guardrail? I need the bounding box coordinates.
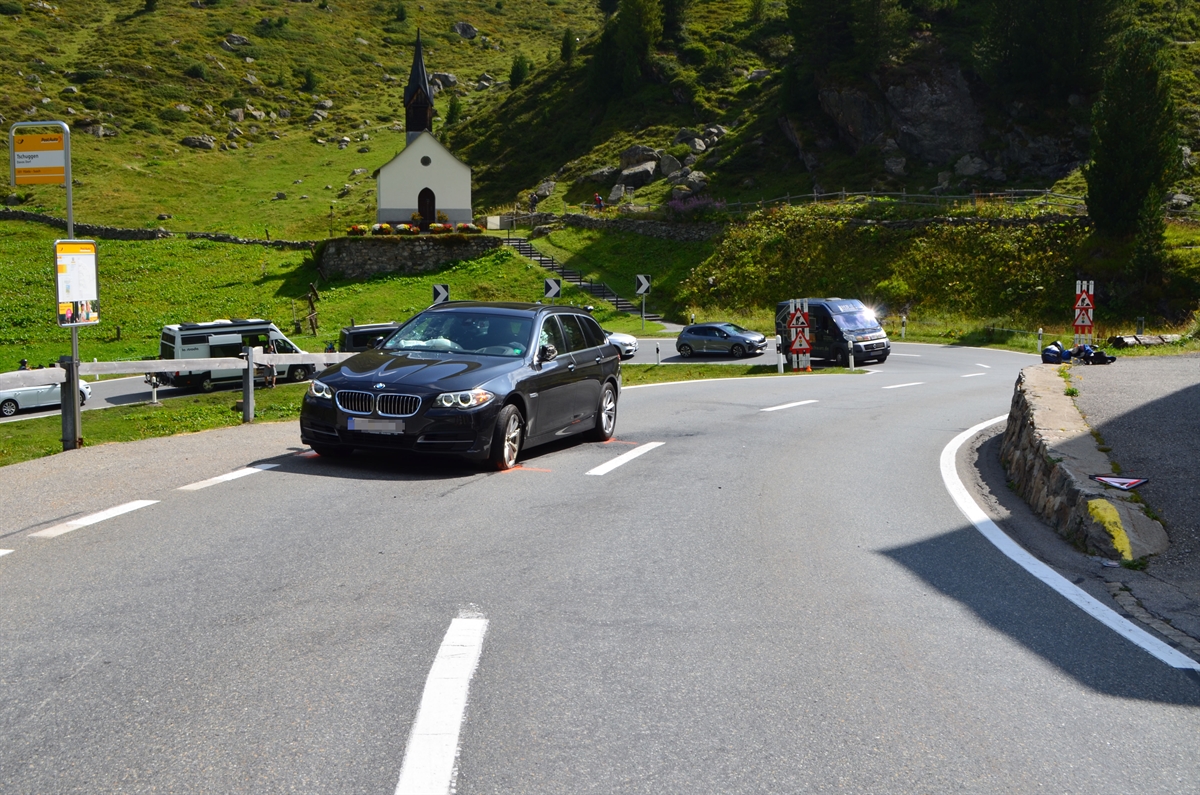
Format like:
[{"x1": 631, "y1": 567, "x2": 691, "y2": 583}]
[{"x1": 0, "y1": 352, "x2": 354, "y2": 390}]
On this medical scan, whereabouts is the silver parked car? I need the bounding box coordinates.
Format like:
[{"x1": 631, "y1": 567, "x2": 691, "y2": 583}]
[
  {"x1": 675, "y1": 323, "x2": 768, "y2": 358},
  {"x1": 603, "y1": 329, "x2": 639, "y2": 359},
  {"x1": 0, "y1": 378, "x2": 91, "y2": 417}
]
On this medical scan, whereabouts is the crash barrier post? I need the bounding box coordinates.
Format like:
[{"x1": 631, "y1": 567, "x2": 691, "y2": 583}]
[
  {"x1": 846, "y1": 335, "x2": 855, "y2": 371},
  {"x1": 655, "y1": 343, "x2": 660, "y2": 365},
  {"x1": 1137, "y1": 317, "x2": 1145, "y2": 335},
  {"x1": 776, "y1": 335, "x2": 784, "y2": 373},
  {"x1": 1038, "y1": 328, "x2": 1043, "y2": 351},
  {"x1": 242, "y1": 346, "x2": 255, "y2": 424},
  {"x1": 58, "y1": 356, "x2": 81, "y2": 451}
]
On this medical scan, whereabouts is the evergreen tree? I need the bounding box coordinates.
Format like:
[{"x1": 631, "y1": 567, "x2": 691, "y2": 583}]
[
  {"x1": 662, "y1": 0, "x2": 691, "y2": 41},
  {"x1": 616, "y1": 0, "x2": 662, "y2": 87},
  {"x1": 561, "y1": 27, "x2": 577, "y2": 65},
  {"x1": 509, "y1": 53, "x2": 531, "y2": 87},
  {"x1": 1084, "y1": 27, "x2": 1179, "y2": 238},
  {"x1": 445, "y1": 93, "x2": 462, "y2": 125},
  {"x1": 598, "y1": 0, "x2": 618, "y2": 19},
  {"x1": 786, "y1": 0, "x2": 855, "y2": 75},
  {"x1": 981, "y1": 0, "x2": 1129, "y2": 98},
  {"x1": 849, "y1": 0, "x2": 909, "y2": 72}
]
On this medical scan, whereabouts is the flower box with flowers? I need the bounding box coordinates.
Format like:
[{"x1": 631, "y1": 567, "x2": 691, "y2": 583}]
[
  {"x1": 346, "y1": 224, "x2": 369, "y2": 236},
  {"x1": 427, "y1": 223, "x2": 452, "y2": 234},
  {"x1": 371, "y1": 223, "x2": 393, "y2": 235},
  {"x1": 456, "y1": 223, "x2": 482, "y2": 234},
  {"x1": 394, "y1": 223, "x2": 420, "y2": 236}
]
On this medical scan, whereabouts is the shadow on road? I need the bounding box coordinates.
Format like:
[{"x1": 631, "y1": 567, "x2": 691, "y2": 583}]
[{"x1": 881, "y1": 527, "x2": 1200, "y2": 705}]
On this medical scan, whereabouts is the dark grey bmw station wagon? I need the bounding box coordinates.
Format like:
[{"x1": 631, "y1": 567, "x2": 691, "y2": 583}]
[{"x1": 300, "y1": 302, "x2": 622, "y2": 470}]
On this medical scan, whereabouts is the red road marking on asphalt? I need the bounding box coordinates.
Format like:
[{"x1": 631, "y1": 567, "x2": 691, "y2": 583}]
[
  {"x1": 603, "y1": 439, "x2": 639, "y2": 445},
  {"x1": 501, "y1": 465, "x2": 552, "y2": 473}
]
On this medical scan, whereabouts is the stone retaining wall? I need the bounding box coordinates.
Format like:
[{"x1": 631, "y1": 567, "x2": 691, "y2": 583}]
[
  {"x1": 999, "y1": 365, "x2": 1168, "y2": 560},
  {"x1": 319, "y1": 235, "x2": 501, "y2": 280},
  {"x1": 0, "y1": 209, "x2": 172, "y2": 240},
  {"x1": 185, "y1": 232, "x2": 315, "y2": 250}
]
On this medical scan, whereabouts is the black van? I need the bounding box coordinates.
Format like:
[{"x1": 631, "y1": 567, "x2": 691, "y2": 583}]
[
  {"x1": 339, "y1": 322, "x2": 401, "y2": 352},
  {"x1": 775, "y1": 298, "x2": 890, "y2": 365}
]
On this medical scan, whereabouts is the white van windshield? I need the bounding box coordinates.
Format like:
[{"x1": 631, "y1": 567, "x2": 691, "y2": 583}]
[{"x1": 383, "y1": 312, "x2": 534, "y2": 357}]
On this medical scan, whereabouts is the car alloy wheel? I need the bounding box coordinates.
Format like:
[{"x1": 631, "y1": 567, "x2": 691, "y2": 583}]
[
  {"x1": 731, "y1": 343, "x2": 746, "y2": 358},
  {"x1": 288, "y1": 366, "x2": 309, "y2": 383},
  {"x1": 678, "y1": 343, "x2": 693, "y2": 358},
  {"x1": 79, "y1": 391, "x2": 87, "y2": 406},
  {"x1": 1, "y1": 399, "x2": 16, "y2": 417},
  {"x1": 200, "y1": 377, "x2": 215, "y2": 393},
  {"x1": 490, "y1": 404, "x2": 523, "y2": 471},
  {"x1": 588, "y1": 382, "x2": 617, "y2": 442}
]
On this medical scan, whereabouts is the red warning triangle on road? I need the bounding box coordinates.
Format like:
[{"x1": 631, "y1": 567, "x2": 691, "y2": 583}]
[
  {"x1": 1090, "y1": 475, "x2": 1149, "y2": 490},
  {"x1": 788, "y1": 311, "x2": 809, "y2": 329},
  {"x1": 1075, "y1": 292, "x2": 1094, "y2": 310}
]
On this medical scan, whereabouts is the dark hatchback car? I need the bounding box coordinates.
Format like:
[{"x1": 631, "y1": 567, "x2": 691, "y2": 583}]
[
  {"x1": 675, "y1": 322, "x2": 768, "y2": 358},
  {"x1": 301, "y1": 302, "x2": 622, "y2": 470}
]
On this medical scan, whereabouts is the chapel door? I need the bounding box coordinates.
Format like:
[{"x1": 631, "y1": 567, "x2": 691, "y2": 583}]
[{"x1": 418, "y1": 188, "x2": 435, "y2": 230}]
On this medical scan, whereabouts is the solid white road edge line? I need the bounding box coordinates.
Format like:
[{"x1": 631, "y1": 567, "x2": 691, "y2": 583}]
[
  {"x1": 0, "y1": 549, "x2": 12, "y2": 557},
  {"x1": 761, "y1": 399, "x2": 819, "y2": 412},
  {"x1": 882, "y1": 382, "x2": 924, "y2": 389},
  {"x1": 394, "y1": 614, "x2": 489, "y2": 795},
  {"x1": 890, "y1": 353, "x2": 921, "y2": 357},
  {"x1": 586, "y1": 442, "x2": 665, "y2": 476},
  {"x1": 29, "y1": 500, "x2": 160, "y2": 539},
  {"x1": 178, "y1": 463, "x2": 280, "y2": 491},
  {"x1": 941, "y1": 416, "x2": 1200, "y2": 671},
  {"x1": 962, "y1": 373, "x2": 986, "y2": 378}
]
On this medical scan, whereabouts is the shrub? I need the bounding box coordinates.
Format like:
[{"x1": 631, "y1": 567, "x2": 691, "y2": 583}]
[
  {"x1": 132, "y1": 120, "x2": 160, "y2": 133},
  {"x1": 561, "y1": 27, "x2": 577, "y2": 64},
  {"x1": 183, "y1": 62, "x2": 208, "y2": 81},
  {"x1": 0, "y1": 0, "x2": 23, "y2": 12},
  {"x1": 393, "y1": 1, "x2": 407, "y2": 20},
  {"x1": 509, "y1": 53, "x2": 530, "y2": 87},
  {"x1": 158, "y1": 108, "x2": 188, "y2": 122},
  {"x1": 301, "y1": 66, "x2": 319, "y2": 92},
  {"x1": 679, "y1": 41, "x2": 708, "y2": 65},
  {"x1": 665, "y1": 194, "x2": 725, "y2": 221}
]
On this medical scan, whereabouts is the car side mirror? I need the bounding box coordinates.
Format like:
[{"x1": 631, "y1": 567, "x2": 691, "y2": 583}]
[
  {"x1": 371, "y1": 336, "x2": 384, "y2": 348},
  {"x1": 539, "y1": 344, "x2": 558, "y2": 362}
]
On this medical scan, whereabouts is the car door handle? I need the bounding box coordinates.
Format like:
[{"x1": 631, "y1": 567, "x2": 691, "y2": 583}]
[
  {"x1": 594, "y1": 356, "x2": 602, "y2": 363},
  {"x1": 568, "y1": 363, "x2": 576, "y2": 371}
]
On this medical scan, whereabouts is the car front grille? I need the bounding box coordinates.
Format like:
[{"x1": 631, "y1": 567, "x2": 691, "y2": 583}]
[
  {"x1": 377, "y1": 393, "x2": 421, "y2": 417},
  {"x1": 335, "y1": 390, "x2": 374, "y2": 414}
]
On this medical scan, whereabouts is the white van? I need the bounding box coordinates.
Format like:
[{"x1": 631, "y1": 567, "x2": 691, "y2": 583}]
[{"x1": 159, "y1": 319, "x2": 312, "y2": 391}]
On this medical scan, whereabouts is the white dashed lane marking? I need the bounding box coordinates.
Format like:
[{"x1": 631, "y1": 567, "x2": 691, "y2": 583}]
[
  {"x1": 761, "y1": 400, "x2": 818, "y2": 413},
  {"x1": 178, "y1": 463, "x2": 279, "y2": 491},
  {"x1": 0, "y1": 549, "x2": 12, "y2": 558},
  {"x1": 394, "y1": 613, "x2": 489, "y2": 795},
  {"x1": 891, "y1": 353, "x2": 921, "y2": 357},
  {"x1": 882, "y1": 382, "x2": 924, "y2": 390},
  {"x1": 975, "y1": 363, "x2": 992, "y2": 368},
  {"x1": 586, "y1": 442, "x2": 665, "y2": 476},
  {"x1": 29, "y1": 500, "x2": 160, "y2": 539},
  {"x1": 962, "y1": 373, "x2": 986, "y2": 378}
]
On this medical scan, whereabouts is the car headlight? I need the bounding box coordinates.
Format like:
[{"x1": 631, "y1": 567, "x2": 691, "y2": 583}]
[
  {"x1": 435, "y1": 388, "x2": 495, "y2": 409},
  {"x1": 308, "y1": 379, "x2": 333, "y2": 399}
]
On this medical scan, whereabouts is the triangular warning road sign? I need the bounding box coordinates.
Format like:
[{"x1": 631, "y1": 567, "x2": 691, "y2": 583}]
[
  {"x1": 789, "y1": 334, "x2": 811, "y2": 354},
  {"x1": 1090, "y1": 475, "x2": 1148, "y2": 490},
  {"x1": 788, "y1": 311, "x2": 809, "y2": 329},
  {"x1": 1075, "y1": 292, "x2": 1094, "y2": 309},
  {"x1": 1074, "y1": 308, "x2": 1093, "y2": 327}
]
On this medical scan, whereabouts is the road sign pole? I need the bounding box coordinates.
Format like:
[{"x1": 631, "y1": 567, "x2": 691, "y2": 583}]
[
  {"x1": 802, "y1": 297, "x2": 810, "y2": 372},
  {"x1": 641, "y1": 295, "x2": 645, "y2": 331}
]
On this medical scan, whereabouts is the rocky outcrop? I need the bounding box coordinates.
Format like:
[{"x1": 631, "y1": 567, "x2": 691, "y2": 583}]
[
  {"x1": 880, "y1": 64, "x2": 984, "y2": 164},
  {"x1": 618, "y1": 160, "x2": 657, "y2": 188},
  {"x1": 1000, "y1": 365, "x2": 1169, "y2": 560},
  {"x1": 560, "y1": 213, "x2": 723, "y2": 242},
  {"x1": 818, "y1": 85, "x2": 889, "y2": 152},
  {"x1": 619, "y1": 145, "x2": 658, "y2": 171},
  {"x1": 320, "y1": 235, "x2": 501, "y2": 280}
]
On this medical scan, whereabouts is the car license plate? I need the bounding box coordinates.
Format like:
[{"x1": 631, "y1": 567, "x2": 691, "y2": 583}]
[{"x1": 348, "y1": 417, "x2": 404, "y2": 434}]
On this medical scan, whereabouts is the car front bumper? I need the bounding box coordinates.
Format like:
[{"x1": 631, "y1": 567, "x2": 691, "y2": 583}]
[{"x1": 300, "y1": 393, "x2": 501, "y2": 460}]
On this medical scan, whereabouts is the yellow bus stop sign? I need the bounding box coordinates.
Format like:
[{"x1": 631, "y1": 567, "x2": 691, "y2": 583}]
[{"x1": 13, "y1": 133, "x2": 66, "y2": 184}]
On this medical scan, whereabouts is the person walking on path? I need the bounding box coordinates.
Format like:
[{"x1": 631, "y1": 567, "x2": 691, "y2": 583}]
[{"x1": 17, "y1": 359, "x2": 29, "y2": 371}]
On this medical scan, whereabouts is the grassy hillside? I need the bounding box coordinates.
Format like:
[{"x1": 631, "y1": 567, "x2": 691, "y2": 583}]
[
  {"x1": 0, "y1": 221, "x2": 655, "y2": 368},
  {"x1": 2, "y1": 0, "x2": 1196, "y2": 235}
]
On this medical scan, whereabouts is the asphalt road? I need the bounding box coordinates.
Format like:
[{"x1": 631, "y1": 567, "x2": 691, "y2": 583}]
[{"x1": 1, "y1": 343, "x2": 1198, "y2": 794}]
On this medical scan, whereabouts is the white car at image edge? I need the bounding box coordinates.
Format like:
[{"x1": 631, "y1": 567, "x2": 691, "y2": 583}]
[
  {"x1": 0, "y1": 378, "x2": 91, "y2": 417},
  {"x1": 604, "y1": 330, "x2": 639, "y2": 360}
]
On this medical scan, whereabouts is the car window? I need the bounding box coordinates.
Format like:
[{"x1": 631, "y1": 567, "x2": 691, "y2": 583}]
[
  {"x1": 832, "y1": 311, "x2": 877, "y2": 331},
  {"x1": 697, "y1": 327, "x2": 716, "y2": 338},
  {"x1": 578, "y1": 315, "x2": 607, "y2": 348},
  {"x1": 717, "y1": 323, "x2": 749, "y2": 334},
  {"x1": 558, "y1": 314, "x2": 590, "y2": 352},
  {"x1": 538, "y1": 317, "x2": 568, "y2": 354},
  {"x1": 272, "y1": 338, "x2": 300, "y2": 353},
  {"x1": 383, "y1": 312, "x2": 533, "y2": 357}
]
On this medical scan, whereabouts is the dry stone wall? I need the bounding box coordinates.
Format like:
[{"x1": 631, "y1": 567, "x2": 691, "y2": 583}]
[
  {"x1": 319, "y1": 235, "x2": 501, "y2": 280},
  {"x1": 1000, "y1": 365, "x2": 1168, "y2": 560}
]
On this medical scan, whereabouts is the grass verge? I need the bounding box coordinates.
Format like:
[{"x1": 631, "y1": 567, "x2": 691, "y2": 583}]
[
  {"x1": 0, "y1": 383, "x2": 306, "y2": 468},
  {"x1": 621, "y1": 363, "x2": 862, "y2": 386}
]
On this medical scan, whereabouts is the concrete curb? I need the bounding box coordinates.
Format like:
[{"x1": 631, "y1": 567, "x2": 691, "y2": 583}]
[{"x1": 999, "y1": 365, "x2": 1169, "y2": 561}]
